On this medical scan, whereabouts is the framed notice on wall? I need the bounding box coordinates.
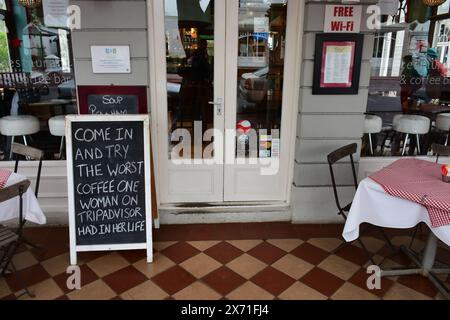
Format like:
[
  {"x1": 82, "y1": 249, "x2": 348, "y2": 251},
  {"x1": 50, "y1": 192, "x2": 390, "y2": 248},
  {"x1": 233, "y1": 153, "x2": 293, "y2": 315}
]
[
  {"x1": 91, "y1": 45, "x2": 131, "y2": 74},
  {"x1": 312, "y1": 33, "x2": 364, "y2": 95}
]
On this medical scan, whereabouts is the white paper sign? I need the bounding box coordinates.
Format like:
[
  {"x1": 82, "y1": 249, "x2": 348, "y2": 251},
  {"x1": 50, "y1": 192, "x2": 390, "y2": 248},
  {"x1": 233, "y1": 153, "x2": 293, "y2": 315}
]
[
  {"x1": 254, "y1": 17, "x2": 269, "y2": 33},
  {"x1": 323, "y1": 45, "x2": 353, "y2": 85},
  {"x1": 91, "y1": 46, "x2": 131, "y2": 74},
  {"x1": 43, "y1": 0, "x2": 69, "y2": 28},
  {"x1": 324, "y1": 5, "x2": 362, "y2": 33}
]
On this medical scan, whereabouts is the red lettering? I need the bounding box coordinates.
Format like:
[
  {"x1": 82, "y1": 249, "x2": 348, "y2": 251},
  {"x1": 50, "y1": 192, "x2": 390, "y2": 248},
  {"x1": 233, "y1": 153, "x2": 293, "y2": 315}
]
[
  {"x1": 333, "y1": 6, "x2": 354, "y2": 17},
  {"x1": 346, "y1": 21, "x2": 354, "y2": 31},
  {"x1": 330, "y1": 21, "x2": 343, "y2": 31}
]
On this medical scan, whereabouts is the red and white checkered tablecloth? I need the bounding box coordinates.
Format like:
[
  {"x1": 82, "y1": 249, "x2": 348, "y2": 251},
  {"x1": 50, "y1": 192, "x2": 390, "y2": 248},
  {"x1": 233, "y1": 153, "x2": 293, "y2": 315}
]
[
  {"x1": 0, "y1": 169, "x2": 12, "y2": 190},
  {"x1": 370, "y1": 159, "x2": 450, "y2": 228}
]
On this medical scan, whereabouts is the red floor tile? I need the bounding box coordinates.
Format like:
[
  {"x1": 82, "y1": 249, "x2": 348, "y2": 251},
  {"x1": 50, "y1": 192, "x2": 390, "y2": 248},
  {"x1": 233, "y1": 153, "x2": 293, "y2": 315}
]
[
  {"x1": 204, "y1": 242, "x2": 243, "y2": 264},
  {"x1": 264, "y1": 222, "x2": 298, "y2": 239},
  {"x1": 201, "y1": 266, "x2": 246, "y2": 295},
  {"x1": 151, "y1": 265, "x2": 196, "y2": 295},
  {"x1": 250, "y1": 266, "x2": 295, "y2": 296},
  {"x1": 103, "y1": 266, "x2": 148, "y2": 294},
  {"x1": 240, "y1": 223, "x2": 270, "y2": 240},
  {"x1": 160, "y1": 242, "x2": 200, "y2": 264},
  {"x1": 290, "y1": 243, "x2": 328, "y2": 265},
  {"x1": 301, "y1": 267, "x2": 345, "y2": 297},
  {"x1": 397, "y1": 274, "x2": 439, "y2": 298},
  {"x1": 334, "y1": 243, "x2": 372, "y2": 266},
  {"x1": 4, "y1": 264, "x2": 51, "y2": 292},
  {"x1": 118, "y1": 250, "x2": 148, "y2": 264},
  {"x1": 247, "y1": 242, "x2": 286, "y2": 265}
]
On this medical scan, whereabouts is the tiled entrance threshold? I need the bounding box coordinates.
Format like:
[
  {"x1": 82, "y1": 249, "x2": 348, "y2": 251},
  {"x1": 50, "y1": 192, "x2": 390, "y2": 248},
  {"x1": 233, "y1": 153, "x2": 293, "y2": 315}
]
[{"x1": 1, "y1": 223, "x2": 449, "y2": 300}]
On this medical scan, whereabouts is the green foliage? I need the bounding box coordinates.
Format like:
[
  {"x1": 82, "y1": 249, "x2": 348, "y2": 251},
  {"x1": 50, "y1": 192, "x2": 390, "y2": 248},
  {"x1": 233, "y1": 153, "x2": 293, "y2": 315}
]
[{"x1": 0, "y1": 31, "x2": 11, "y2": 72}]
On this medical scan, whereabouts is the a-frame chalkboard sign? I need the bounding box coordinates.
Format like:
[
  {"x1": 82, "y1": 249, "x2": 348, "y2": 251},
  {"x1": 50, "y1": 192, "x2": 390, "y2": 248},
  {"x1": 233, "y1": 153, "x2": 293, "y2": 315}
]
[{"x1": 66, "y1": 115, "x2": 153, "y2": 265}]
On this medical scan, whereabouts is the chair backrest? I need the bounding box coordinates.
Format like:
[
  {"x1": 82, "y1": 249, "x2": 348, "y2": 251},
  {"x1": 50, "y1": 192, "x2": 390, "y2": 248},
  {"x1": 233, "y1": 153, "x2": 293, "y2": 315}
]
[
  {"x1": 327, "y1": 143, "x2": 359, "y2": 213},
  {"x1": 432, "y1": 143, "x2": 450, "y2": 163},
  {"x1": 0, "y1": 180, "x2": 31, "y2": 203},
  {"x1": 11, "y1": 143, "x2": 44, "y2": 198}
]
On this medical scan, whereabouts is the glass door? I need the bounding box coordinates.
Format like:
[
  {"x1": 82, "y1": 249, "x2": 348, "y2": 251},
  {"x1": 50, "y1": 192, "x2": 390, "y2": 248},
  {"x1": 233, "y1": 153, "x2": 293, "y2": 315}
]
[
  {"x1": 156, "y1": 0, "x2": 226, "y2": 203},
  {"x1": 153, "y1": 0, "x2": 298, "y2": 204},
  {"x1": 223, "y1": 0, "x2": 295, "y2": 201}
]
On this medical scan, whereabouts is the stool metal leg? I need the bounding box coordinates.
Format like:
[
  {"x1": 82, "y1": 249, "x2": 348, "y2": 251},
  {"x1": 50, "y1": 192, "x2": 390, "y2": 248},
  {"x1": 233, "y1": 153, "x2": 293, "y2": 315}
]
[
  {"x1": 368, "y1": 133, "x2": 374, "y2": 156},
  {"x1": 402, "y1": 134, "x2": 409, "y2": 156},
  {"x1": 9, "y1": 136, "x2": 14, "y2": 159},
  {"x1": 416, "y1": 135, "x2": 421, "y2": 155},
  {"x1": 59, "y1": 137, "x2": 65, "y2": 160},
  {"x1": 22, "y1": 135, "x2": 27, "y2": 146}
]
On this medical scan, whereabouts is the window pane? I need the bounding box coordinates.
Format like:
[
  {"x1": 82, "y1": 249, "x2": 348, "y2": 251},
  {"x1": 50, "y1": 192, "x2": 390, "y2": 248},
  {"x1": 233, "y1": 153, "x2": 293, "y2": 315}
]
[
  {"x1": 0, "y1": 0, "x2": 5, "y2": 10},
  {"x1": 165, "y1": 0, "x2": 215, "y2": 160},
  {"x1": 437, "y1": 0, "x2": 450, "y2": 14},
  {"x1": 235, "y1": 0, "x2": 287, "y2": 159}
]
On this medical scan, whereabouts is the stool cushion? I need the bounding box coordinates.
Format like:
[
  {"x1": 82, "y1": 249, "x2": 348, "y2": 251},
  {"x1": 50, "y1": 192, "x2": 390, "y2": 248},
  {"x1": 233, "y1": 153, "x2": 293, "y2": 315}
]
[
  {"x1": 364, "y1": 115, "x2": 382, "y2": 134},
  {"x1": 48, "y1": 116, "x2": 66, "y2": 137},
  {"x1": 436, "y1": 113, "x2": 450, "y2": 132},
  {"x1": 0, "y1": 115, "x2": 40, "y2": 136},
  {"x1": 392, "y1": 114, "x2": 404, "y2": 130},
  {"x1": 396, "y1": 115, "x2": 430, "y2": 135}
]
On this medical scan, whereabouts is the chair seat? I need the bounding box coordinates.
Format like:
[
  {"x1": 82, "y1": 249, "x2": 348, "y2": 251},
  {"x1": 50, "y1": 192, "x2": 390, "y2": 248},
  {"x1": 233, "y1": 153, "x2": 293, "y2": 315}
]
[
  {"x1": 436, "y1": 113, "x2": 450, "y2": 132},
  {"x1": 48, "y1": 116, "x2": 66, "y2": 137},
  {"x1": 395, "y1": 115, "x2": 430, "y2": 135},
  {"x1": 0, "y1": 116, "x2": 40, "y2": 136},
  {"x1": 364, "y1": 115, "x2": 382, "y2": 134}
]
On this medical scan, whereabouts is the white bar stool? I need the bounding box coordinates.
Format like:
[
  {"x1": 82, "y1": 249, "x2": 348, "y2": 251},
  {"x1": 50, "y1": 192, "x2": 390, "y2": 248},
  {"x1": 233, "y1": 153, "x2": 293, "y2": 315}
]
[
  {"x1": 436, "y1": 113, "x2": 450, "y2": 146},
  {"x1": 48, "y1": 115, "x2": 66, "y2": 159},
  {"x1": 364, "y1": 115, "x2": 382, "y2": 155},
  {"x1": 0, "y1": 115, "x2": 40, "y2": 159},
  {"x1": 395, "y1": 115, "x2": 430, "y2": 156}
]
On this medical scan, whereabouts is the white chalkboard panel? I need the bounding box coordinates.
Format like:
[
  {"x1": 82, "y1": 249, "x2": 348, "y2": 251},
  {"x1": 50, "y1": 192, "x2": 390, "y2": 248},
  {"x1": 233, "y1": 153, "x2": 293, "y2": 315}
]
[
  {"x1": 66, "y1": 115, "x2": 153, "y2": 265},
  {"x1": 87, "y1": 94, "x2": 139, "y2": 114}
]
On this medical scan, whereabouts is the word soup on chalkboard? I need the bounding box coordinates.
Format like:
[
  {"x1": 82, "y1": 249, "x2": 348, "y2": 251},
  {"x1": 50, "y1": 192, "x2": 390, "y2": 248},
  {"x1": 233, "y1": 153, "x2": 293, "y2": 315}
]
[
  {"x1": 66, "y1": 115, "x2": 152, "y2": 265},
  {"x1": 87, "y1": 94, "x2": 139, "y2": 114}
]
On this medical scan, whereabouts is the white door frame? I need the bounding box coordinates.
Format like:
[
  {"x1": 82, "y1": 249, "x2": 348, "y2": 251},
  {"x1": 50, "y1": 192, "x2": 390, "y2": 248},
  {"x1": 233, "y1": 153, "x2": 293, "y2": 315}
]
[{"x1": 147, "y1": 0, "x2": 304, "y2": 206}]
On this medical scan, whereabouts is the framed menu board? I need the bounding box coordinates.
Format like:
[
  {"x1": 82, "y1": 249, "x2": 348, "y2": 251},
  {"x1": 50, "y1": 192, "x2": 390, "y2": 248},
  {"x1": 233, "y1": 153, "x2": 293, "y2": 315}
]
[
  {"x1": 312, "y1": 33, "x2": 364, "y2": 95},
  {"x1": 77, "y1": 86, "x2": 147, "y2": 114},
  {"x1": 66, "y1": 115, "x2": 153, "y2": 265}
]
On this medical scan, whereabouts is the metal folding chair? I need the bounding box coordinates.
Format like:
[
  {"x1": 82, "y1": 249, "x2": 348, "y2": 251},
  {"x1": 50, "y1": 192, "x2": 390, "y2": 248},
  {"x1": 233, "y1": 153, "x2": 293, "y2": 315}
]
[
  {"x1": 327, "y1": 143, "x2": 395, "y2": 265},
  {"x1": 11, "y1": 143, "x2": 44, "y2": 251},
  {"x1": 0, "y1": 179, "x2": 34, "y2": 298}
]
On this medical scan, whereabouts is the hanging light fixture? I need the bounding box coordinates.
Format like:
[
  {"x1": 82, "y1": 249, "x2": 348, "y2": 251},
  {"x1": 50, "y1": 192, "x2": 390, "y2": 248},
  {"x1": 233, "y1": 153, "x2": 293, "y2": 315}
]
[
  {"x1": 422, "y1": 0, "x2": 445, "y2": 6},
  {"x1": 18, "y1": 0, "x2": 42, "y2": 8}
]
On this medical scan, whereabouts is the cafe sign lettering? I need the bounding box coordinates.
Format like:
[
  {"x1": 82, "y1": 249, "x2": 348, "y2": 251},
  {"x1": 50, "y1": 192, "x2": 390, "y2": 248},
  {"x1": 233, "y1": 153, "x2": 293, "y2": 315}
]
[{"x1": 324, "y1": 5, "x2": 362, "y2": 33}]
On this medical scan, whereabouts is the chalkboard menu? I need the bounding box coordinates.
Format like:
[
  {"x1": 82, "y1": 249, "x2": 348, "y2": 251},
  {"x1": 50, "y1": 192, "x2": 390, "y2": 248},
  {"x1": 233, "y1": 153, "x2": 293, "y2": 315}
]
[
  {"x1": 66, "y1": 115, "x2": 152, "y2": 265},
  {"x1": 77, "y1": 86, "x2": 147, "y2": 115},
  {"x1": 87, "y1": 94, "x2": 139, "y2": 114}
]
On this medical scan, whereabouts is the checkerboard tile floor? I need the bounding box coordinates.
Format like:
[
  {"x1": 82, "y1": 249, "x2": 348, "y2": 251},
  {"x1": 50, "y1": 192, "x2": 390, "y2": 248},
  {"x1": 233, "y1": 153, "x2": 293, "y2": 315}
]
[{"x1": 1, "y1": 223, "x2": 449, "y2": 300}]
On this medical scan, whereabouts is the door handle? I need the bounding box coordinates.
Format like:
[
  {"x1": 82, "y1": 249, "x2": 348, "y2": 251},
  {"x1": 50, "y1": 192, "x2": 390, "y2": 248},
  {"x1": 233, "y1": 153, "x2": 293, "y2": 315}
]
[{"x1": 208, "y1": 98, "x2": 223, "y2": 116}]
